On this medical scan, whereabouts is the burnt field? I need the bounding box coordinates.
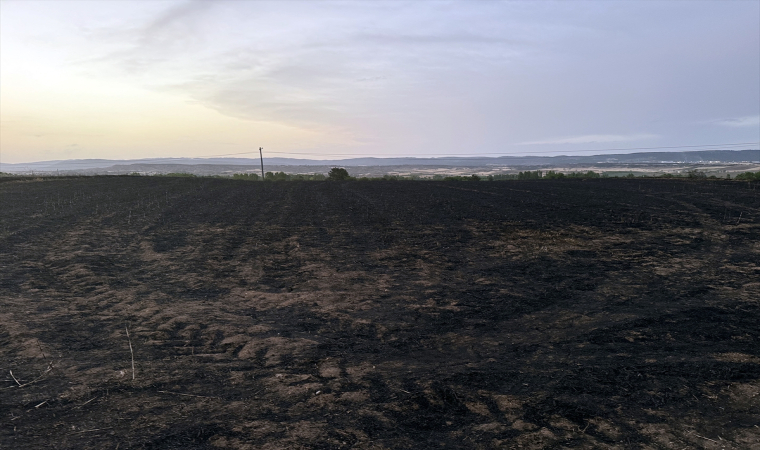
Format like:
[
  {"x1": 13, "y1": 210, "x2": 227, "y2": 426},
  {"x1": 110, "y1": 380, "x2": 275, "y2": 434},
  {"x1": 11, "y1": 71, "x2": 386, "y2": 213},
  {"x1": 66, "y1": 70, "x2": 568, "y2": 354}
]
[{"x1": 1, "y1": 177, "x2": 759, "y2": 449}]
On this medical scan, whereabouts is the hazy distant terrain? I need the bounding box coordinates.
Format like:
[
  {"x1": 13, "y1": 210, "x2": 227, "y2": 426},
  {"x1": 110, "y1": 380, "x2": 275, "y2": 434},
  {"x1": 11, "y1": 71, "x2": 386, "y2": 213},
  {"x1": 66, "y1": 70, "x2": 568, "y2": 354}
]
[{"x1": 2, "y1": 150, "x2": 758, "y2": 177}]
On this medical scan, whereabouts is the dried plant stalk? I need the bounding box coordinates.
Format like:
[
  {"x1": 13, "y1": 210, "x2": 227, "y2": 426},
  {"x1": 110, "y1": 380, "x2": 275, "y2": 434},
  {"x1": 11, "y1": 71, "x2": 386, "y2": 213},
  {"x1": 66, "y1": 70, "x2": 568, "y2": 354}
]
[{"x1": 125, "y1": 324, "x2": 135, "y2": 380}]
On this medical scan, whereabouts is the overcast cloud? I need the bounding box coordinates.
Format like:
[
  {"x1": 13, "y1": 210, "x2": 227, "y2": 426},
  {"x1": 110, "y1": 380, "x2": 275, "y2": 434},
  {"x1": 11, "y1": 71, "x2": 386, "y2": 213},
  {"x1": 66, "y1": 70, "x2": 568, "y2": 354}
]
[{"x1": 1, "y1": 0, "x2": 758, "y2": 162}]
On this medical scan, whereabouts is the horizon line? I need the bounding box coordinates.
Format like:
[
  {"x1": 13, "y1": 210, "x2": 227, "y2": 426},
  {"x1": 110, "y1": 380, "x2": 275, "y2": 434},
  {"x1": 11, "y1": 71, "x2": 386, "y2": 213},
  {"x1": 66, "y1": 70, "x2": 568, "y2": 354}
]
[{"x1": 2, "y1": 144, "x2": 759, "y2": 166}]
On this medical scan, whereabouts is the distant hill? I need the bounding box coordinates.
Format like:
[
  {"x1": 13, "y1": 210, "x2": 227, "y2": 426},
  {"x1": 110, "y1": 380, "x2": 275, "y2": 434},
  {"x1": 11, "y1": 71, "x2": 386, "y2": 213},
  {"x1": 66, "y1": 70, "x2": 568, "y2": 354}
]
[{"x1": 2, "y1": 149, "x2": 758, "y2": 174}]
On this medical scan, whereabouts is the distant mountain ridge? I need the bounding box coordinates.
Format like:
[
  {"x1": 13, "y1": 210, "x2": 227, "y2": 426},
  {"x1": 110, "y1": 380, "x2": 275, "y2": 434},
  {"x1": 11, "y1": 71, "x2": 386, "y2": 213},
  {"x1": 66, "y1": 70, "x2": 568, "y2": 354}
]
[{"x1": 2, "y1": 149, "x2": 758, "y2": 173}]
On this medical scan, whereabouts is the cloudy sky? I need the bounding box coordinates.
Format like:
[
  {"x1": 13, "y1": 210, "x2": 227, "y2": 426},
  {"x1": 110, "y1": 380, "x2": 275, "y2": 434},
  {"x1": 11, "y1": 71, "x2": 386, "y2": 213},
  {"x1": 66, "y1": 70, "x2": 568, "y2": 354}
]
[{"x1": 1, "y1": 0, "x2": 758, "y2": 163}]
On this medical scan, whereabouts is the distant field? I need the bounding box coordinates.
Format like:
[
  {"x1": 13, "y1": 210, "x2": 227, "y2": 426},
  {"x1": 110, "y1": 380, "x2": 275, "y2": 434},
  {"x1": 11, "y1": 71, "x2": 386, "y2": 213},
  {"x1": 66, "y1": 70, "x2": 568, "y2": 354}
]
[
  {"x1": 1, "y1": 177, "x2": 759, "y2": 449},
  {"x1": 2, "y1": 160, "x2": 759, "y2": 178}
]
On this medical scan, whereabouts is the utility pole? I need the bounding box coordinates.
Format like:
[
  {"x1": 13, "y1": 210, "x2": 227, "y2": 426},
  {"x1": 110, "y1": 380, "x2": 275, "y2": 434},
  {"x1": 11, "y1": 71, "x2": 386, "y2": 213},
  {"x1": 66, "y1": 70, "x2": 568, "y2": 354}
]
[{"x1": 259, "y1": 147, "x2": 265, "y2": 180}]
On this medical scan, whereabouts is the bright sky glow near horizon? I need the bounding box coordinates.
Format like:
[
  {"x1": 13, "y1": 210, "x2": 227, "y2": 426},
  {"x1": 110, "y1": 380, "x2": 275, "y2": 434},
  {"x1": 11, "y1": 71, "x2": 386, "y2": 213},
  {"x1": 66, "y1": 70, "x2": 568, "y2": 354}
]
[{"x1": 1, "y1": 0, "x2": 759, "y2": 164}]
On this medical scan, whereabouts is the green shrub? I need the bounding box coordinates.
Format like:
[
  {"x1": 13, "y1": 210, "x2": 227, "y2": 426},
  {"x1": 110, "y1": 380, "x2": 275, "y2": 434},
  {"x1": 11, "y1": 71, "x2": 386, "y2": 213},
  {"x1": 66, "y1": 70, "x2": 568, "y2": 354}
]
[
  {"x1": 328, "y1": 168, "x2": 351, "y2": 181},
  {"x1": 567, "y1": 171, "x2": 601, "y2": 179},
  {"x1": 233, "y1": 173, "x2": 260, "y2": 181},
  {"x1": 490, "y1": 174, "x2": 518, "y2": 181},
  {"x1": 441, "y1": 175, "x2": 481, "y2": 181},
  {"x1": 517, "y1": 170, "x2": 542, "y2": 180},
  {"x1": 292, "y1": 173, "x2": 327, "y2": 181},
  {"x1": 686, "y1": 169, "x2": 707, "y2": 179},
  {"x1": 265, "y1": 171, "x2": 289, "y2": 181},
  {"x1": 735, "y1": 171, "x2": 760, "y2": 181}
]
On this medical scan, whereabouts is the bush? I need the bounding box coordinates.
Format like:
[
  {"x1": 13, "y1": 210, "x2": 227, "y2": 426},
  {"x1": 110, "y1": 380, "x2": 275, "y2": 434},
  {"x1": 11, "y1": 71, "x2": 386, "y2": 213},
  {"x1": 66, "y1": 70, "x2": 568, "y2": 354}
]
[
  {"x1": 164, "y1": 173, "x2": 196, "y2": 177},
  {"x1": 490, "y1": 174, "x2": 518, "y2": 181},
  {"x1": 686, "y1": 169, "x2": 707, "y2": 179},
  {"x1": 441, "y1": 175, "x2": 481, "y2": 181},
  {"x1": 233, "y1": 173, "x2": 260, "y2": 181},
  {"x1": 567, "y1": 171, "x2": 601, "y2": 179},
  {"x1": 328, "y1": 168, "x2": 351, "y2": 181},
  {"x1": 735, "y1": 171, "x2": 760, "y2": 181},
  {"x1": 517, "y1": 170, "x2": 543, "y2": 180},
  {"x1": 292, "y1": 173, "x2": 326, "y2": 181},
  {"x1": 265, "y1": 171, "x2": 289, "y2": 181}
]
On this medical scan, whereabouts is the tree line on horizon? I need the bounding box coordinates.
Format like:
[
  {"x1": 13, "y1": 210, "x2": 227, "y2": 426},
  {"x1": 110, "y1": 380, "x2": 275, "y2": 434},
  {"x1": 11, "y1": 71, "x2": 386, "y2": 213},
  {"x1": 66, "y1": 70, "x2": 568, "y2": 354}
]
[{"x1": 2, "y1": 169, "x2": 758, "y2": 181}]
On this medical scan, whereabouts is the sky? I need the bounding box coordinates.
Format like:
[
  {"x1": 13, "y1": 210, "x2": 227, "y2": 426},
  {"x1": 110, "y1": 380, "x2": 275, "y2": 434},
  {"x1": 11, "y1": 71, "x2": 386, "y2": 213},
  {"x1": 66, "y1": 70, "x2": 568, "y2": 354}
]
[{"x1": 1, "y1": 0, "x2": 759, "y2": 164}]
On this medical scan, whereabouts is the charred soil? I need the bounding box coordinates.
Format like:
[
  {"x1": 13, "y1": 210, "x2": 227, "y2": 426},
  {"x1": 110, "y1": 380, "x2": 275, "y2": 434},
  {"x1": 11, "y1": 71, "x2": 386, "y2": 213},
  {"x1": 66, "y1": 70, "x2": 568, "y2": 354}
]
[{"x1": 1, "y1": 177, "x2": 759, "y2": 449}]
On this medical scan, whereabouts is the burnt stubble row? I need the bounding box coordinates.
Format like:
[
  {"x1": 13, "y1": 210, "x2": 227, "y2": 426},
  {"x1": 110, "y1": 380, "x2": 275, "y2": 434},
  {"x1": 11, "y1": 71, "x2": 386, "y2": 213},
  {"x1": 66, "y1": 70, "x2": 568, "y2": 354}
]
[{"x1": 1, "y1": 177, "x2": 759, "y2": 449}]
